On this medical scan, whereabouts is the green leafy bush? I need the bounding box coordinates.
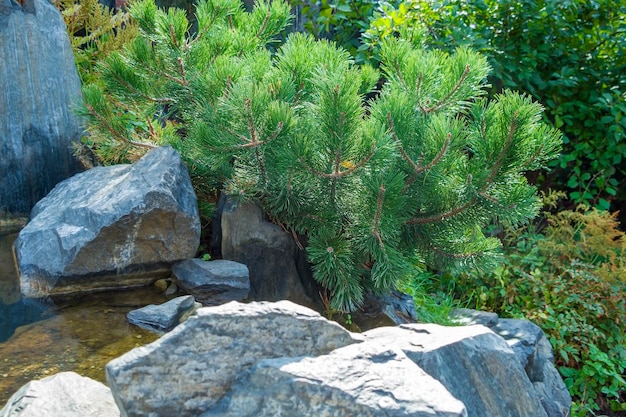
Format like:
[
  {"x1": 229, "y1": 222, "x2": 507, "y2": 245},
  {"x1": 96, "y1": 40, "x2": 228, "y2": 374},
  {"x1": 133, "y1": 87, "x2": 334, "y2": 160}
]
[
  {"x1": 79, "y1": 0, "x2": 560, "y2": 311},
  {"x1": 291, "y1": 0, "x2": 377, "y2": 62},
  {"x1": 435, "y1": 194, "x2": 626, "y2": 415}
]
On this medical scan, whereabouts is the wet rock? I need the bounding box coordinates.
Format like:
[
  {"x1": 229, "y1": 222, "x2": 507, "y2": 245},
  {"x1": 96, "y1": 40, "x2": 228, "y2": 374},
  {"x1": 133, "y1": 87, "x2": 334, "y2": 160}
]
[
  {"x1": 206, "y1": 342, "x2": 467, "y2": 417},
  {"x1": 364, "y1": 323, "x2": 549, "y2": 417},
  {"x1": 14, "y1": 146, "x2": 200, "y2": 298},
  {"x1": 0, "y1": 0, "x2": 83, "y2": 217},
  {"x1": 106, "y1": 300, "x2": 362, "y2": 417},
  {"x1": 0, "y1": 372, "x2": 120, "y2": 417},
  {"x1": 172, "y1": 259, "x2": 250, "y2": 305},
  {"x1": 127, "y1": 295, "x2": 199, "y2": 334}
]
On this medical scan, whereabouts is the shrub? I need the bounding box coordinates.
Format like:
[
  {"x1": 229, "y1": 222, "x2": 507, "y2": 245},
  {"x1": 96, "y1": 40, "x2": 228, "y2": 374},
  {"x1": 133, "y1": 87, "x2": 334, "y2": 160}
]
[
  {"x1": 363, "y1": 0, "x2": 626, "y2": 213},
  {"x1": 78, "y1": 0, "x2": 560, "y2": 311},
  {"x1": 54, "y1": 0, "x2": 138, "y2": 85},
  {"x1": 436, "y1": 193, "x2": 626, "y2": 416}
]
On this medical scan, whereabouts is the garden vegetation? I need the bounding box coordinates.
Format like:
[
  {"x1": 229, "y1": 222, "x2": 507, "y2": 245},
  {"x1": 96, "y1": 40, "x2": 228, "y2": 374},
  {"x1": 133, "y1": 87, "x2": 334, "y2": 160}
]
[{"x1": 55, "y1": 0, "x2": 624, "y2": 414}]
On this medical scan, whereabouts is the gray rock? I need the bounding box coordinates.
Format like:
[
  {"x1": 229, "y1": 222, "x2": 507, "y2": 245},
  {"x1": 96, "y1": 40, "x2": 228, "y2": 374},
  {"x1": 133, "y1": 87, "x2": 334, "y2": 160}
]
[
  {"x1": 492, "y1": 318, "x2": 545, "y2": 368},
  {"x1": 365, "y1": 323, "x2": 549, "y2": 417},
  {"x1": 450, "y1": 308, "x2": 499, "y2": 327},
  {"x1": 14, "y1": 146, "x2": 200, "y2": 298},
  {"x1": 219, "y1": 197, "x2": 321, "y2": 307},
  {"x1": 206, "y1": 342, "x2": 467, "y2": 417},
  {"x1": 172, "y1": 259, "x2": 250, "y2": 305},
  {"x1": 492, "y1": 319, "x2": 571, "y2": 417},
  {"x1": 106, "y1": 300, "x2": 362, "y2": 417},
  {"x1": 0, "y1": 372, "x2": 120, "y2": 417},
  {"x1": 0, "y1": 0, "x2": 83, "y2": 217},
  {"x1": 127, "y1": 295, "x2": 199, "y2": 334}
]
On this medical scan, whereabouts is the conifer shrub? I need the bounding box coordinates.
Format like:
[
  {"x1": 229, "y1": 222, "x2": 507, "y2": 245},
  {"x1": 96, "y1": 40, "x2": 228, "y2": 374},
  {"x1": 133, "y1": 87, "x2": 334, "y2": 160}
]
[
  {"x1": 436, "y1": 193, "x2": 626, "y2": 416},
  {"x1": 78, "y1": 0, "x2": 561, "y2": 311}
]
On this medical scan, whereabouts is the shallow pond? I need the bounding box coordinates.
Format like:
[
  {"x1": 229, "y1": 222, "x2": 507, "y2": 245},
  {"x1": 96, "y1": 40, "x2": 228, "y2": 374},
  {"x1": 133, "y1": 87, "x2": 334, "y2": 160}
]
[{"x1": 0, "y1": 233, "x2": 163, "y2": 404}]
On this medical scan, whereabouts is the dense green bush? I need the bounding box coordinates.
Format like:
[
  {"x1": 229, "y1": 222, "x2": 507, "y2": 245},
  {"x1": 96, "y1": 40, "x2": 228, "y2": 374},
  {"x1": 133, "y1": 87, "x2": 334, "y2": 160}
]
[
  {"x1": 77, "y1": 0, "x2": 560, "y2": 311},
  {"x1": 301, "y1": 0, "x2": 626, "y2": 213},
  {"x1": 432, "y1": 193, "x2": 626, "y2": 416}
]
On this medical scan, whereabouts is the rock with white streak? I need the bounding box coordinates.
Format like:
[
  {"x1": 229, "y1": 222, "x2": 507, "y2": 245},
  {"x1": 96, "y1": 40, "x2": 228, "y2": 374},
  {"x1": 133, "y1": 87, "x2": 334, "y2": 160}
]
[{"x1": 14, "y1": 146, "x2": 200, "y2": 298}]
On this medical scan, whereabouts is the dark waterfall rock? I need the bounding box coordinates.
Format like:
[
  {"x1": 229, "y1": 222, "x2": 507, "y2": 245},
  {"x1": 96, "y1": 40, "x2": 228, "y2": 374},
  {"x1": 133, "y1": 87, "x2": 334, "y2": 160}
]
[
  {"x1": 14, "y1": 146, "x2": 201, "y2": 298},
  {"x1": 0, "y1": 0, "x2": 84, "y2": 217}
]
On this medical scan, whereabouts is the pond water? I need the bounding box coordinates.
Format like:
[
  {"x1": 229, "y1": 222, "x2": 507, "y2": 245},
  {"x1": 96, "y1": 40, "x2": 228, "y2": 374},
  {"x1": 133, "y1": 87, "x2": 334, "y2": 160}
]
[{"x1": 0, "y1": 233, "x2": 163, "y2": 405}]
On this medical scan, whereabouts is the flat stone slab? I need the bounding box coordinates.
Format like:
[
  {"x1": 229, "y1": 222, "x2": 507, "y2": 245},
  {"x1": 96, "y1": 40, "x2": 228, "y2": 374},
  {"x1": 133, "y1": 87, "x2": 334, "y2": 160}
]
[
  {"x1": 172, "y1": 259, "x2": 249, "y2": 305},
  {"x1": 127, "y1": 295, "x2": 199, "y2": 334}
]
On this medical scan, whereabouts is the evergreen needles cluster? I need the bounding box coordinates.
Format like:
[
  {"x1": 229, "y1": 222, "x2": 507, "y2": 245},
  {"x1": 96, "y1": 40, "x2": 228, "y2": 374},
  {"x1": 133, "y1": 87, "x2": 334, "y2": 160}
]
[{"x1": 80, "y1": 0, "x2": 561, "y2": 311}]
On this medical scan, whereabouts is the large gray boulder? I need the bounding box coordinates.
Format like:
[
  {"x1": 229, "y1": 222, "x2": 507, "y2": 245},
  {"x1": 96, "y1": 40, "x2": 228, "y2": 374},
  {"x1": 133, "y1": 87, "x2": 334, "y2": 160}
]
[
  {"x1": 364, "y1": 323, "x2": 550, "y2": 417},
  {"x1": 0, "y1": 0, "x2": 83, "y2": 217},
  {"x1": 493, "y1": 319, "x2": 572, "y2": 417},
  {"x1": 205, "y1": 342, "x2": 467, "y2": 417},
  {"x1": 106, "y1": 300, "x2": 362, "y2": 417},
  {"x1": 14, "y1": 146, "x2": 200, "y2": 298},
  {"x1": 0, "y1": 372, "x2": 120, "y2": 417}
]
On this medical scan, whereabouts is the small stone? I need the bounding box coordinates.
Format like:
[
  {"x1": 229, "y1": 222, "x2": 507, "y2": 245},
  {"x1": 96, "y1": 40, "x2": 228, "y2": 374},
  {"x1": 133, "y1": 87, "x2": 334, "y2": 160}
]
[{"x1": 154, "y1": 279, "x2": 169, "y2": 292}]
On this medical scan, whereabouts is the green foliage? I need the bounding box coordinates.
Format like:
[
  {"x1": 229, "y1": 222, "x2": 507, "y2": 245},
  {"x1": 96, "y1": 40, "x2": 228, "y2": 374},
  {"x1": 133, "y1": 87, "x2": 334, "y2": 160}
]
[
  {"x1": 54, "y1": 0, "x2": 138, "y2": 85},
  {"x1": 292, "y1": 0, "x2": 377, "y2": 62},
  {"x1": 436, "y1": 193, "x2": 626, "y2": 415},
  {"x1": 80, "y1": 0, "x2": 560, "y2": 311},
  {"x1": 363, "y1": 0, "x2": 626, "y2": 212}
]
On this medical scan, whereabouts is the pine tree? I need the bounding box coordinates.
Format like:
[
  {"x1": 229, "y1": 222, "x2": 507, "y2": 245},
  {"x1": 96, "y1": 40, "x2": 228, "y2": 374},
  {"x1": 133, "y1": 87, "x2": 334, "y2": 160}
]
[{"x1": 80, "y1": 0, "x2": 562, "y2": 311}]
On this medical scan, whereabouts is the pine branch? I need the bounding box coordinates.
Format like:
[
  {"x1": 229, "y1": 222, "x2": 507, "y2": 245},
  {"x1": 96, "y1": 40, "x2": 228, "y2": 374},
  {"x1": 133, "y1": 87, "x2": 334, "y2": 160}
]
[
  {"x1": 423, "y1": 64, "x2": 471, "y2": 114},
  {"x1": 109, "y1": 69, "x2": 174, "y2": 104},
  {"x1": 388, "y1": 112, "x2": 451, "y2": 176},
  {"x1": 486, "y1": 111, "x2": 518, "y2": 184},
  {"x1": 299, "y1": 148, "x2": 375, "y2": 179},
  {"x1": 372, "y1": 184, "x2": 386, "y2": 247},
  {"x1": 256, "y1": 10, "x2": 271, "y2": 39},
  {"x1": 406, "y1": 201, "x2": 472, "y2": 225},
  {"x1": 85, "y1": 103, "x2": 157, "y2": 150}
]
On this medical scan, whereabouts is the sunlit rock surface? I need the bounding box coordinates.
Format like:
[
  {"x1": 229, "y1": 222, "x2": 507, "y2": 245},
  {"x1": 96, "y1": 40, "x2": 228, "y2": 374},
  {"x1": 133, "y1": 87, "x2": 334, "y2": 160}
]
[{"x1": 0, "y1": 372, "x2": 120, "y2": 417}]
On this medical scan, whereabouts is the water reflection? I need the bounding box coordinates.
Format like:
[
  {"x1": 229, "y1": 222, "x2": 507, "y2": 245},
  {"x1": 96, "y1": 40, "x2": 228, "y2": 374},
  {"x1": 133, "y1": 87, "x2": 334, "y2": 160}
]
[{"x1": 0, "y1": 233, "x2": 163, "y2": 405}]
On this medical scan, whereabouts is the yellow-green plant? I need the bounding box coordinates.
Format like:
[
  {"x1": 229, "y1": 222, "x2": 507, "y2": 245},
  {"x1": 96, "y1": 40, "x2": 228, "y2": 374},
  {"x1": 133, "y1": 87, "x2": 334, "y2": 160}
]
[{"x1": 54, "y1": 0, "x2": 138, "y2": 84}]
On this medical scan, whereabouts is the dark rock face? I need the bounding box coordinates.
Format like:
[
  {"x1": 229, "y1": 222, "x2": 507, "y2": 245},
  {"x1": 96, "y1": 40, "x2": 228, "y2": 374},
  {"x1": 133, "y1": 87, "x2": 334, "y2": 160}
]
[
  {"x1": 0, "y1": 0, "x2": 84, "y2": 216},
  {"x1": 219, "y1": 198, "x2": 322, "y2": 307},
  {"x1": 364, "y1": 324, "x2": 550, "y2": 417},
  {"x1": 451, "y1": 309, "x2": 572, "y2": 417},
  {"x1": 14, "y1": 146, "x2": 200, "y2": 298}
]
